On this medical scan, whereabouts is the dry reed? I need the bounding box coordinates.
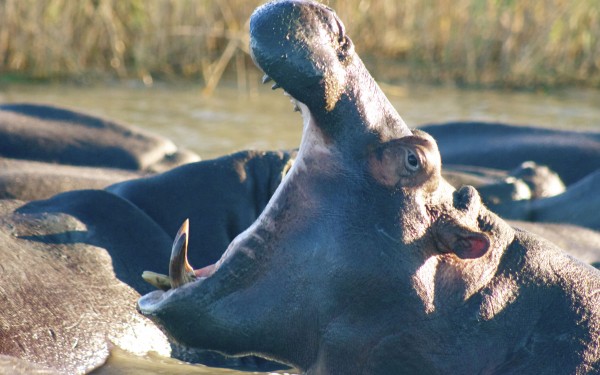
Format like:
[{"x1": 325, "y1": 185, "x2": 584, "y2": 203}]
[{"x1": 0, "y1": 0, "x2": 599, "y2": 89}]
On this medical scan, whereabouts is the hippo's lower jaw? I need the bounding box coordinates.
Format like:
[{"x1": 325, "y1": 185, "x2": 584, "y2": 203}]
[
  {"x1": 140, "y1": 219, "x2": 223, "y2": 292},
  {"x1": 138, "y1": 90, "x2": 323, "y2": 309},
  {"x1": 138, "y1": 216, "x2": 243, "y2": 310}
]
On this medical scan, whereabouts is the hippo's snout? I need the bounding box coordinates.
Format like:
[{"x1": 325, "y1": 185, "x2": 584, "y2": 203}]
[
  {"x1": 250, "y1": 0, "x2": 410, "y2": 148},
  {"x1": 250, "y1": 0, "x2": 352, "y2": 111}
]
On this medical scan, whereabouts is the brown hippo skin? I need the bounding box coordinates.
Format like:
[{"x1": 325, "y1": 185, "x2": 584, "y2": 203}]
[
  {"x1": 138, "y1": 1, "x2": 600, "y2": 374},
  {"x1": 0, "y1": 192, "x2": 174, "y2": 374}
]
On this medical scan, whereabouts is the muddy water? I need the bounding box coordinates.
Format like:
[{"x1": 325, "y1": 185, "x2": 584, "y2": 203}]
[
  {"x1": 1, "y1": 82, "x2": 599, "y2": 374},
  {"x1": 1, "y1": 83, "x2": 599, "y2": 161}
]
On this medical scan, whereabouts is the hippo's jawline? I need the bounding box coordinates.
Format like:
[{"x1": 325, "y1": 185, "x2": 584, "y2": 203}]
[{"x1": 139, "y1": 91, "x2": 313, "y2": 312}]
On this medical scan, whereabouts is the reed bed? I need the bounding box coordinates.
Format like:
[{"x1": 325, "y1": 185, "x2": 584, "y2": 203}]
[{"x1": 1, "y1": 0, "x2": 599, "y2": 89}]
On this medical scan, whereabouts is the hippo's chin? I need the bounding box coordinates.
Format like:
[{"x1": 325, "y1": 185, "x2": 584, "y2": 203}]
[
  {"x1": 138, "y1": 282, "x2": 195, "y2": 315},
  {"x1": 138, "y1": 289, "x2": 170, "y2": 313}
]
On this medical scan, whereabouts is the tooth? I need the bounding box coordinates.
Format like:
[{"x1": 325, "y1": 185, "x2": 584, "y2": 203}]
[
  {"x1": 271, "y1": 83, "x2": 281, "y2": 90},
  {"x1": 169, "y1": 219, "x2": 197, "y2": 288},
  {"x1": 141, "y1": 270, "x2": 172, "y2": 291},
  {"x1": 261, "y1": 74, "x2": 272, "y2": 84}
]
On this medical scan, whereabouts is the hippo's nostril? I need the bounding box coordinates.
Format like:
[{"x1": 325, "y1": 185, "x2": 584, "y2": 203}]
[{"x1": 338, "y1": 35, "x2": 354, "y2": 60}]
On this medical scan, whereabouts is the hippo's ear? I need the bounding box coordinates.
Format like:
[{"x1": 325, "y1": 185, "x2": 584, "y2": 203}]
[{"x1": 434, "y1": 221, "x2": 490, "y2": 260}]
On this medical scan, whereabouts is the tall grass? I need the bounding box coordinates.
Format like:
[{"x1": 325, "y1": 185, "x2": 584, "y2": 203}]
[{"x1": 1, "y1": 0, "x2": 599, "y2": 89}]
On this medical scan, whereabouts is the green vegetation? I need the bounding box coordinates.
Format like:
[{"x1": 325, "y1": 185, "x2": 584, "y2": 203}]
[{"x1": 1, "y1": 0, "x2": 599, "y2": 89}]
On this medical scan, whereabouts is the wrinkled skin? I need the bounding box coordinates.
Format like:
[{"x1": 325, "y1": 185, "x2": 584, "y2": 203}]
[
  {"x1": 0, "y1": 103, "x2": 199, "y2": 172},
  {"x1": 0, "y1": 193, "x2": 173, "y2": 374},
  {"x1": 420, "y1": 121, "x2": 600, "y2": 186},
  {"x1": 0, "y1": 152, "x2": 296, "y2": 372},
  {"x1": 138, "y1": 1, "x2": 600, "y2": 374}
]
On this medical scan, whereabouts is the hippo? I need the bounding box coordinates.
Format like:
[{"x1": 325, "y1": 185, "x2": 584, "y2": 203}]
[
  {"x1": 441, "y1": 163, "x2": 560, "y2": 213},
  {"x1": 497, "y1": 169, "x2": 600, "y2": 230},
  {"x1": 440, "y1": 162, "x2": 600, "y2": 230},
  {"x1": 420, "y1": 121, "x2": 600, "y2": 186},
  {"x1": 0, "y1": 149, "x2": 595, "y2": 374},
  {"x1": 107, "y1": 149, "x2": 296, "y2": 268},
  {"x1": 0, "y1": 103, "x2": 201, "y2": 201},
  {"x1": 0, "y1": 192, "x2": 173, "y2": 374},
  {"x1": 0, "y1": 103, "x2": 200, "y2": 172},
  {"x1": 138, "y1": 1, "x2": 600, "y2": 374},
  {"x1": 0, "y1": 157, "x2": 146, "y2": 200},
  {"x1": 0, "y1": 157, "x2": 295, "y2": 373},
  {"x1": 508, "y1": 161, "x2": 566, "y2": 199}
]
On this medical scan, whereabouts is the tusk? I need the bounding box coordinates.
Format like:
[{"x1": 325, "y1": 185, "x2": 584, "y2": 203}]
[
  {"x1": 141, "y1": 270, "x2": 172, "y2": 291},
  {"x1": 169, "y1": 219, "x2": 197, "y2": 288}
]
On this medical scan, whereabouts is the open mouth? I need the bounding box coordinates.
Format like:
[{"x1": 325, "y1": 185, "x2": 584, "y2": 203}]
[
  {"x1": 262, "y1": 73, "x2": 302, "y2": 113},
  {"x1": 140, "y1": 76, "x2": 302, "y2": 296},
  {"x1": 141, "y1": 219, "x2": 216, "y2": 291}
]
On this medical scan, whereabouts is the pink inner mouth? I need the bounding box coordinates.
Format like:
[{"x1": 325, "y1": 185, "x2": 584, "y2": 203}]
[{"x1": 193, "y1": 263, "x2": 216, "y2": 278}]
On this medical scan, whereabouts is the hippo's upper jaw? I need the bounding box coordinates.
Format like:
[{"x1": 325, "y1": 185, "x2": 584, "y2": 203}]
[{"x1": 250, "y1": 0, "x2": 411, "y2": 151}]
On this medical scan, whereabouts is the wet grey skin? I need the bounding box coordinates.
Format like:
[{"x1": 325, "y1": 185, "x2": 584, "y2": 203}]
[
  {"x1": 0, "y1": 103, "x2": 199, "y2": 172},
  {"x1": 139, "y1": 0, "x2": 414, "y2": 368},
  {"x1": 249, "y1": 0, "x2": 411, "y2": 150},
  {"x1": 139, "y1": 1, "x2": 600, "y2": 374}
]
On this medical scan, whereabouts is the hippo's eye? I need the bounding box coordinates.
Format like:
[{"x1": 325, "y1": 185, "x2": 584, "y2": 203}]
[{"x1": 406, "y1": 150, "x2": 420, "y2": 171}]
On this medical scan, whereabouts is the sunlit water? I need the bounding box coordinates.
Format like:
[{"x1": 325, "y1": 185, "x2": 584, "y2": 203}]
[
  {"x1": 1, "y1": 82, "x2": 599, "y2": 161},
  {"x1": 1, "y1": 81, "x2": 599, "y2": 374}
]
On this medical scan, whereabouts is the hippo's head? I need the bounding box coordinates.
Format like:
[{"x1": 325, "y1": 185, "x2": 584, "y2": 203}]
[
  {"x1": 139, "y1": 1, "x2": 502, "y2": 372},
  {"x1": 250, "y1": 0, "x2": 410, "y2": 151}
]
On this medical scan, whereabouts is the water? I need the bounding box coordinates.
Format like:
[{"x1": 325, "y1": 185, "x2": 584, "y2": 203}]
[
  {"x1": 1, "y1": 82, "x2": 599, "y2": 162},
  {"x1": 1, "y1": 81, "x2": 599, "y2": 374}
]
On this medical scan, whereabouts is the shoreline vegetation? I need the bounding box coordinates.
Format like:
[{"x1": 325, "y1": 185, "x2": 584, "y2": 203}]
[{"x1": 1, "y1": 0, "x2": 599, "y2": 92}]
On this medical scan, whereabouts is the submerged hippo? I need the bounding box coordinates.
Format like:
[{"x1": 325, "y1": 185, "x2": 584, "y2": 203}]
[
  {"x1": 138, "y1": 1, "x2": 599, "y2": 374},
  {"x1": 0, "y1": 157, "x2": 146, "y2": 200},
  {"x1": 0, "y1": 103, "x2": 199, "y2": 172},
  {"x1": 420, "y1": 121, "x2": 600, "y2": 186}
]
